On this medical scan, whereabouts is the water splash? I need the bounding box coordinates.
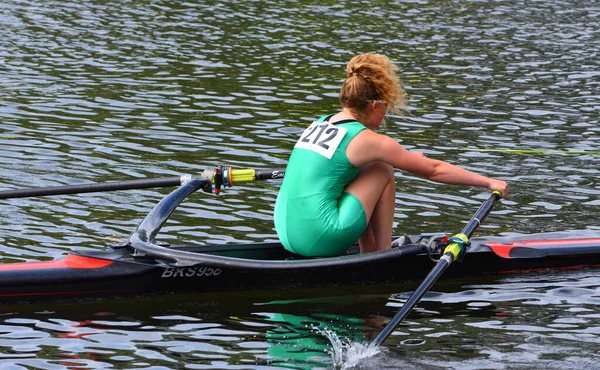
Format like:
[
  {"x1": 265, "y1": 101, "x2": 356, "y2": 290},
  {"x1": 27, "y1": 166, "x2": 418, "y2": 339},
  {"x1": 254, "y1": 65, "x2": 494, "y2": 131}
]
[{"x1": 319, "y1": 328, "x2": 382, "y2": 369}]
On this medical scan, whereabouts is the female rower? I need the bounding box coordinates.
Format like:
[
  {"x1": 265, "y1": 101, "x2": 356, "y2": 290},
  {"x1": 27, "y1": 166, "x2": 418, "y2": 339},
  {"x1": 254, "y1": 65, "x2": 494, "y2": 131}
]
[{"x1": 274, "y1": 53, "x2": 509, "y2": 257}]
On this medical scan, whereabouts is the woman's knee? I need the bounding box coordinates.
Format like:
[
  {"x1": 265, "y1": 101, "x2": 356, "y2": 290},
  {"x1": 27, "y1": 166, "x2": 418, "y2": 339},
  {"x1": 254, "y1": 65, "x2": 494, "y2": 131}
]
[
  {"x1": 345, "y1": 161, "x2": 395, "y2": 202},
  {"x1": 368, "y1": 161, "x2": 394, "y2": 181}
]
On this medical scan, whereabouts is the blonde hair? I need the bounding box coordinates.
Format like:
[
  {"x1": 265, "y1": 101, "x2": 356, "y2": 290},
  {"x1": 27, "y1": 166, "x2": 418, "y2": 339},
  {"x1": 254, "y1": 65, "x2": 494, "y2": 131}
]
[{"x1": 339, "y1": 53, "x2": 406, "y2": 117}]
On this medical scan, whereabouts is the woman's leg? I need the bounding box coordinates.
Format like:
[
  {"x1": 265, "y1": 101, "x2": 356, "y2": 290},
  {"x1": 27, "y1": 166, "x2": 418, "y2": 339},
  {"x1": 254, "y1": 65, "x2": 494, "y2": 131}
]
[{"x1": 344, "y1": 161, "x2": 396, "y2": 253}]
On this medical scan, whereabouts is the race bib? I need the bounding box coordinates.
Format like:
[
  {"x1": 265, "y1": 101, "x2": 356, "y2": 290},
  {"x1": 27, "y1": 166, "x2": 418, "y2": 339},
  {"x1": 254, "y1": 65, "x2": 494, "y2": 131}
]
[{"x1": 294, "y1": 121, "x2": 347, "y2": 159}]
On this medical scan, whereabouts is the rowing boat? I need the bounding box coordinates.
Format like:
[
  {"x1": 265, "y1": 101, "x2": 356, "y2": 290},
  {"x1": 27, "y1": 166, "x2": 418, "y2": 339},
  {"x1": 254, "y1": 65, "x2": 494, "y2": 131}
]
[{"x1": 1, "y1": 168, "x2": 600, "y2": 304}]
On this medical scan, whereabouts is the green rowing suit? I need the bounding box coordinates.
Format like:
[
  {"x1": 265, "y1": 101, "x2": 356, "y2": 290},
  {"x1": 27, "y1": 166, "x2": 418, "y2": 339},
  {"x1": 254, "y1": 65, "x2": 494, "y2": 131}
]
[{"x1": 274, "y1": 114, "x2": 367, "y2": 257}]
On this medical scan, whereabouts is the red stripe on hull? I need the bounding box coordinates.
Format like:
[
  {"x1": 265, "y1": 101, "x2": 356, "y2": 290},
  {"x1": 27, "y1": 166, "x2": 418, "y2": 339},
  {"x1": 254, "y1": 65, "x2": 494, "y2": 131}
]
[
  {"x1": 496, "y1": 238, "x2": 600, "y2": 247},
  {"x1": 486, "y1": 244, "x2": 513, "y2": 258},
  {"x1": 0, "y1": 254, "x2": 113, "y2": 271},
  {"x1": 486, "y1": 238, "x2": 600, "y2": 258}
]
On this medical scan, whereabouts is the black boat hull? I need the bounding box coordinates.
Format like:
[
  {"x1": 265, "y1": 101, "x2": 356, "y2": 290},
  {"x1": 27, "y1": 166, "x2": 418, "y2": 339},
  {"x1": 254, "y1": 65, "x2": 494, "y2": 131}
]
[{"x1": 1, "y1": 237, "x2": 600, "y2": 303}]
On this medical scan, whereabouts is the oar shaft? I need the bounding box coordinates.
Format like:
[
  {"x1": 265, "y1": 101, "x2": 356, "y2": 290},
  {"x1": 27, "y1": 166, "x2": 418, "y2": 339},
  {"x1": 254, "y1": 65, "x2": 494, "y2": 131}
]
[
  {"x1": 0, "y1": 167, "x2": 287, "y2": 200},
  {"x1": 226, "y1": 168, "x2": 285, "y2": 184},
  {"x1": 0, "y1": 176, "x2": 185, "y2": 199},
  {"x1": 254, "y1": 168, "x2": 285, "y2": 181},
  {"x1": 372, "y1": 254, "x2": 452, "y2": 346},
  {"x1": 372, "y1": 192, "x2": 501, "y2": 346},
  {"x1": 461, "y1": 193, "x2": 501, "y2": 238}
]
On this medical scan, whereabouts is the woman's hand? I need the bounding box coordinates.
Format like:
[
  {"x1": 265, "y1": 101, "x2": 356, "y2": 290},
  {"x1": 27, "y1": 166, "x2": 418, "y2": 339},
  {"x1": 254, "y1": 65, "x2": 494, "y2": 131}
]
[{"x1": 488, "y1": 179, "x2": 509, "y2": 198}]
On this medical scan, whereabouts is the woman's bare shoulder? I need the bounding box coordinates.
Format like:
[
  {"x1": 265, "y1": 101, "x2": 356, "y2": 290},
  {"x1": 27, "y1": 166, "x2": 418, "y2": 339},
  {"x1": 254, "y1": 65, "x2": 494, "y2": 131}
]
[{"x1": 347, "y1": 130, "x2": 403, "y2": 166}]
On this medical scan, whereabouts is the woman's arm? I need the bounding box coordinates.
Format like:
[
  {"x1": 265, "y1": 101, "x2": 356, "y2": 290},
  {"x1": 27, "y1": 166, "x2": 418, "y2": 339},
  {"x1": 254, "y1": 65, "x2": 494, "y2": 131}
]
[{"x1": 347, "y1": 131, "x2": 509, "y2": 197}]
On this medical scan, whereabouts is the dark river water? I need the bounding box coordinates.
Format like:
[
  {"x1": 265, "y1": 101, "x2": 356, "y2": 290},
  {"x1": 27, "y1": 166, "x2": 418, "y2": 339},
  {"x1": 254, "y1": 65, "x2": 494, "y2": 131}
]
[{"x1": 1, "y1": 0, "x2": 600, "y2": 368}]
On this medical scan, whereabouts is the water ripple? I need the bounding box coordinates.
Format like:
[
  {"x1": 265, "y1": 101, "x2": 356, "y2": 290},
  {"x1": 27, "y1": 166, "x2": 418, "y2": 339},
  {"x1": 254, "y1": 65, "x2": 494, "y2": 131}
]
[{"x1": 1, "y1": 0, "x2": 600, "y2": 368}]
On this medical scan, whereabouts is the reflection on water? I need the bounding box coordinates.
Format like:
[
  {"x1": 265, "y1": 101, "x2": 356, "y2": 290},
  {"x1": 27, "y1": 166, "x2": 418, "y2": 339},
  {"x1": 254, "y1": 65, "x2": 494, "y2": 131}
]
[
  {"x1": 1, "y1": 276, "x2": 598, "y2": 369},
  {"x1": 378, "y1": 270, "x2": 600, "y2": 369},
  {"x1": 1, "y1": 0, "x2": 600, "y2": 368},
  {"x1": 255, "y1": 295, "x2": 379, "y2": 369}
]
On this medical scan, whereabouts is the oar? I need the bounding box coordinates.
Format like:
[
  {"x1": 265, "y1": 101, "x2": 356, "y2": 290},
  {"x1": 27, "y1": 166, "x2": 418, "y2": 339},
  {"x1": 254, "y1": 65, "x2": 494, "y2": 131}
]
[
  {"x1": 462, "y1": 148, "x2": 600, "y2": 155},
  {"x1": 0, "y1": 167, "x2": 286, "y2": 199},
  {"x1": 372, "y1": 191, "x2": 502, "y2": 346}
]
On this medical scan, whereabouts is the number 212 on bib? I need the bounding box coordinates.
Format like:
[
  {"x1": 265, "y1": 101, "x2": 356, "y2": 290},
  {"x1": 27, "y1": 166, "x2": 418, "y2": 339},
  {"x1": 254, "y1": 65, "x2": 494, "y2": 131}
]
[{"x1": 294, "y1": 121, "x2": 347, "y2": 159}]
